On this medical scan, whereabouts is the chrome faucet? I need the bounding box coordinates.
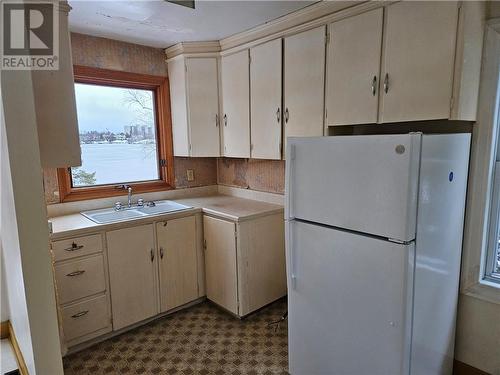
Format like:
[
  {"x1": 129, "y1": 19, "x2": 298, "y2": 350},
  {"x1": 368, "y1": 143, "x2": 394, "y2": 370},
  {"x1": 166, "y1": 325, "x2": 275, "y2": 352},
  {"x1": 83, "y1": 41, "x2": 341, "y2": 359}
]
[
  {"x1": 116, "y1": 184, "x2": 133, "y2": 208},
  {"x1": 126, "y1": 186, "x2": 132, "y2": 207}
]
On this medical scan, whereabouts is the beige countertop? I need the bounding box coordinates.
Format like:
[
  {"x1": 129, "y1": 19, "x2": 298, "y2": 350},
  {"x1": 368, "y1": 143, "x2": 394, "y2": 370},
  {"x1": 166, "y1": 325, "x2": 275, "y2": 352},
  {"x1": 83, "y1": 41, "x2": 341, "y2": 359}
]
[{"x1": 49, "y1": 195, "x2": 283, "y2": 240}]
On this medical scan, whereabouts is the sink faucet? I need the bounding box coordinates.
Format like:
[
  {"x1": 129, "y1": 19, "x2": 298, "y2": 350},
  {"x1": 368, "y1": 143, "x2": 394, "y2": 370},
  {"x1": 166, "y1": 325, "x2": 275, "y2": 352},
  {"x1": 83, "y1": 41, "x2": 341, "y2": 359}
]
[{"x1": 117, "y1": 184, "x2": 133, "y2": 207}]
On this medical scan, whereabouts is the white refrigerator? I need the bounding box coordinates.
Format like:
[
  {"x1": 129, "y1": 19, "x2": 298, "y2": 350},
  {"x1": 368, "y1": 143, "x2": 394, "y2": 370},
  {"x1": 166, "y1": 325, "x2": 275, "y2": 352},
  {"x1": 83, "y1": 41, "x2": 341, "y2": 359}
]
[{"x1": 285, "y1": 133, "x2": 470, "y2": 375}]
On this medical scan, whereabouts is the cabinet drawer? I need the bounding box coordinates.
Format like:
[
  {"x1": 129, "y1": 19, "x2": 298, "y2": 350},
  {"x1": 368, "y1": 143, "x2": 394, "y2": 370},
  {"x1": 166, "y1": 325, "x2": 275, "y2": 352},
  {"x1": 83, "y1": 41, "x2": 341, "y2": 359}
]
[
  {"x1": 55, "y1": 255, "x2": 106, "y2": 304},
  {"x1": 62, "y1": 294, "x2": 110, "y2": 342},
  {"x1": 52, "y1": 234, "x2": 103, "y2": 262}
]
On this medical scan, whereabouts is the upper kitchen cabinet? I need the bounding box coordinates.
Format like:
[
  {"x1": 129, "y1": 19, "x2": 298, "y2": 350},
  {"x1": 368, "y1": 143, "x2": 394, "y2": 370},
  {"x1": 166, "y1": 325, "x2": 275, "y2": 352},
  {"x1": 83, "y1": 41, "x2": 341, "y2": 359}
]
[
  {"x1": 168, "y1": 56, "x2": 220, "y2": 157},
  {"x1": 325, "y1": 2, "x2": 484, "y2": 126},
  {"x1": 221, "y1": 50, "x2": 251, "y2": 158},
  {"x1": 250, "y1": 39, "x2": 282, "y2": 160},
  {"x1": 379, "y1": 1, "x2": 458, "y2": 123},
  {"x1": 31, "y1": 2, "x2": 81, "y2": 168},
  {"x1": 284, "y1": 26, "x2": 326, "y2": 150},
  {"x1": 325, "y1": 8, "x2": 383, "y2": 126}
]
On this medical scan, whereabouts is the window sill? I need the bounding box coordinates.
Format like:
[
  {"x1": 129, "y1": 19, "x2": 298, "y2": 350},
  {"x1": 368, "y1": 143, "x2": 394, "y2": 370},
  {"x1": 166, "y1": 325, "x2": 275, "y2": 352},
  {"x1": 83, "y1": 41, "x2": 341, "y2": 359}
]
[
  {"x1": 59, "y1": 180, "x2": 174, "y2": 203},
  {"x1": 462, "y1": 280, "x2": 500, "y2": 305}
]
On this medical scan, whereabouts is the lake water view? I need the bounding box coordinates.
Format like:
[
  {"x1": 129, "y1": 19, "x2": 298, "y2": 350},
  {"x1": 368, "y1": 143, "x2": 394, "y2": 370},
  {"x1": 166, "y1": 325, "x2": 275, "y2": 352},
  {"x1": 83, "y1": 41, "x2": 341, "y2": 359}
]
[{"x1": 74, "y1": 143, "x2": 159, "y2": 186}]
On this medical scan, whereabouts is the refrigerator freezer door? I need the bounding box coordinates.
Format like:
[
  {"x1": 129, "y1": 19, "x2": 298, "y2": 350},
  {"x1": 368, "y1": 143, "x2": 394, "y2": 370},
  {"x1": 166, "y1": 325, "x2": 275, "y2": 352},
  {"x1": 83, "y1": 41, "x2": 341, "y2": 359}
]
[
  {"x1": 285, "y1": 134, "x2": 421, "y2": 242},
  {"x1": 411, "y1": 134, "x2": 471, "y2": 375},
  {"x1": 286, "y1": 220, "x2": 414, "y2": 375}
]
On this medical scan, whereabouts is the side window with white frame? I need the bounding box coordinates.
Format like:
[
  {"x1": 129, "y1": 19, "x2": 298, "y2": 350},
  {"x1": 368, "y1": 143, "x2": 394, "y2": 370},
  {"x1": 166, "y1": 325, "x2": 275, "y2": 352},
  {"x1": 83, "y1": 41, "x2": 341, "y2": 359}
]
[{"x1": 487, "y1": 148, "x2": 500, "y2": 281}]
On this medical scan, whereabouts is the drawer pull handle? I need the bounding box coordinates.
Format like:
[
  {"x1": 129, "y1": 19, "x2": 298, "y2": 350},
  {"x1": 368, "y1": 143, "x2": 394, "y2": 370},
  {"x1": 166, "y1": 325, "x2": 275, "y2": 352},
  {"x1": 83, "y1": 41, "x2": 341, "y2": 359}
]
[
  {"x1": 160, "y1": 247, "x2": 164, "y2": 259},
  {"x1": 66, "y1": 270, "x2": 85, "y2": 277},
  {"x1": 71, "y1": 310, "x2": 89, "y2": 319},
  {"x1": 65, "y1": 242, "x2": 84, "y2": 252}
]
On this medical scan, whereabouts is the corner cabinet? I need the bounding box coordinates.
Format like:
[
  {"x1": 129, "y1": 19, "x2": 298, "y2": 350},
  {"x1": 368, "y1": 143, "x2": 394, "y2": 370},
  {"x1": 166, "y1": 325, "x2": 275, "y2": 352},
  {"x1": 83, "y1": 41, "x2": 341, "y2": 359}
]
[
  {"x1": 168, "y1": 56, "x2": 220, "y2": 157},
  {"x1": 203, "y1": 212, "x2": 286, "y2": 317},
  {"x1": 156, "y1": 216, "x2": 198, "y2": 312},
  {"x1": 221, "y1": 50, "x2": 251, "y2": 158}
]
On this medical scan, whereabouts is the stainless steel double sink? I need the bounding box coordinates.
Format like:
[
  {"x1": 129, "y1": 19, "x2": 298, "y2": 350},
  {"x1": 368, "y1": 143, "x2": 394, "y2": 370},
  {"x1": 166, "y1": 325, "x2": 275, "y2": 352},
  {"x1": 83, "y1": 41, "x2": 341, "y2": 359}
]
[{"x1": 81, "y1": 200, "x2": 192, "y2": 224}]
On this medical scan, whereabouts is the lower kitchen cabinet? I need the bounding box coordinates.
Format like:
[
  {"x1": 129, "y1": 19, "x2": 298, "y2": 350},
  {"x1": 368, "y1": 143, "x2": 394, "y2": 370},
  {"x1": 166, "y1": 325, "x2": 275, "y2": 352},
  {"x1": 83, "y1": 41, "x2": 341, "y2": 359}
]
[
  {"x1": 203, "y1": 212, "x2": 286, "y2": 317},
  {"x1": 204, "y1": 216, "x2": 239, "y2": 315},
  {"x1": 106, "y1": 224, "x2": 159, "y2": 330},
  {"x1": 156, "y1": 215, "x2": 198, "y2": 312},
  {"x1": 50, "y1": 233, "x2": 112, "y2": 347},
  {"x1": 51, "y1": 201, "x2": 285, "y2": 348}
]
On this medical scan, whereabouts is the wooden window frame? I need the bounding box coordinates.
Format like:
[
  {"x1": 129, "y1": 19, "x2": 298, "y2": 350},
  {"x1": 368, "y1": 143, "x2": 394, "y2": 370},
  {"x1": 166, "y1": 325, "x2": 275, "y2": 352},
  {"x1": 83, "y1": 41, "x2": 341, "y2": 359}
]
[{"x1": 57, "y1": 65, "x2": 174, "y2": 202}]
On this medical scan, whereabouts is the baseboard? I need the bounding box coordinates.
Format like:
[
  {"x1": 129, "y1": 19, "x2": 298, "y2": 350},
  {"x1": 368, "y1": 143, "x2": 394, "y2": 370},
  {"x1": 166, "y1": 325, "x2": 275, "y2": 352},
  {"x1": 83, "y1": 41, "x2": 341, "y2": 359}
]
[
  {"x1": 454, "y1": 359, "x2": 491, "y2": 375},
  {"x1": 7, "y1": 321, "x2": 28, "y2": 375}
]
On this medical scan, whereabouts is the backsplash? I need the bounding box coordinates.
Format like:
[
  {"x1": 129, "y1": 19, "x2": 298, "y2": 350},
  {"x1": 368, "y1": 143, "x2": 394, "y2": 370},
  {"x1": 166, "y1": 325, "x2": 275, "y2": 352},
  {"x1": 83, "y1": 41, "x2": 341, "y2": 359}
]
[{"x1": 217, "y1": 158, "x2": 285, "y2": 194}]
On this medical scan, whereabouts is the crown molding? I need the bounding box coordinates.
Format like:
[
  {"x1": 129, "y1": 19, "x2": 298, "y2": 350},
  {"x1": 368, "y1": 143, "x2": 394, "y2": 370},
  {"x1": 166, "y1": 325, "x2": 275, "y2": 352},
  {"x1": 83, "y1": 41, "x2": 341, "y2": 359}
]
[
  {"x1": 221, "y1": 1, "x2": 395, "y2": 56},
  {"x1": 165, "y1": 41, "x2": 221, "y2": 59},
  {"x1": 219, "y1": 1, "x2": 359, "y2": 51},
  {"x1": 164, "y1": 1, "x2": 397, "y2": 59}
]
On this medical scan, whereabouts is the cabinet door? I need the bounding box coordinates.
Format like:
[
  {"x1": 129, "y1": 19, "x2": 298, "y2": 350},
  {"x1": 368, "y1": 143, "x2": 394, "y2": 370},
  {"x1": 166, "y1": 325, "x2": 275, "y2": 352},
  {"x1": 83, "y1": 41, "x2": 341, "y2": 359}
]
[
  {"x1": 168, "y1": 57, "x2": 190, "y2": 156},
  {"x1": 284, "y1": 26, "x2": 326, "y2": 150},
  {"x1": 250, "y1": 39, "x2": 282, "y2": 160},
  {"x1": 106, "y1": 224, "x2": 158, "y2": 330},
  {"x1": 156, "y1": 216, "x2": 198, "y2": 312},
  {"x1": 203, "y1": 216, "x2": 238, "y2": 315},
  {"x1": 326, "y1": 9, "x2": 383, "y2": 126},
  {"x1": 221, "y1": 50, "x2": 250, "y2": 158},
  {"x1": 32, "y1": 11, "x2": 81, "y2": 168},
  {"x1": 186, "y1": 58, "x2": 220, "y2": 157},
  {"x1": 379, "y1": 2, "x2": 459, "y2": 123}
]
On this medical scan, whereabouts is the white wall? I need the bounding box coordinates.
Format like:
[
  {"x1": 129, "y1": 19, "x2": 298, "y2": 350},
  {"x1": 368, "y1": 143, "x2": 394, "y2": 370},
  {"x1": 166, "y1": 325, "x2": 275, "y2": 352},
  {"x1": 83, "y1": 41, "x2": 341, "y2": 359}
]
[
  {"x1": 455, "y1": 295, "x2": 500, "y2": 373},
  {"x1": 1, "y1": 69, "x2": 64, "y2": 374},
  {"x1": 453, "y1": 4, "x2": 500, "y2": 374},
  {"x1": 1, "y1": 247, "x2": 10, "y2": 322}
]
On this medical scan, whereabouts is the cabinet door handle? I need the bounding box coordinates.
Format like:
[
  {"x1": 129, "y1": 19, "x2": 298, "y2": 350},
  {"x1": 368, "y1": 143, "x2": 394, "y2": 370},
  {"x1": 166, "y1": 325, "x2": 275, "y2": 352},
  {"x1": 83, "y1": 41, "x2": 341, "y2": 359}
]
[
  {"x1": 64, "y1": 242, "x2": 84, "y2": 252},
  {"x1": 383, "y1": 73, "x2": 389, "y2": 94},
  {"x1": 150, "y1": 248, "x2": 155, "y2": 262},
  {"x1": 160, "y1": 247, "x2": 164, "y2": 259},
  {"x1": 66, "y1": 270, "x2": 85, "y2": 277},
  {"x1": 71, "y1": 310, "x2": 89, "y2": 319},
  {"x1": 224, "y1": 114, "x2": 227, "y2": 127},
  {"x1": 284, "y1": 108, "x2": 289, "y2": 124},
  {"x1": 215, "y1": 114, "x2": 219, "y2": 127},
  {"x1": 371, "y1": 75, "x2": 377, "y2": 96},
  {"x1": 276, "y1": 107, "x2": 281, "y2": 123}
]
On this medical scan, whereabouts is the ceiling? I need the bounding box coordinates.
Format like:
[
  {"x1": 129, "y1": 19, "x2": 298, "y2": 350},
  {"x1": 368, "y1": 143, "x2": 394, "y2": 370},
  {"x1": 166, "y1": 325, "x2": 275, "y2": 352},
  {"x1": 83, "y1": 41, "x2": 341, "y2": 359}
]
[{"x1": 68, "y1": 1, "x2": 317, "y2": 49}]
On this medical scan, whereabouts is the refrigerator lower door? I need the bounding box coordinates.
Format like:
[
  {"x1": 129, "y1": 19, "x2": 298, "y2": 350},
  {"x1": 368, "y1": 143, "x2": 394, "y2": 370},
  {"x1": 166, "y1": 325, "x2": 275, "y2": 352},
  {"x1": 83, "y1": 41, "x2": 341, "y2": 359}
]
[
  {"x1": 285, "y1": 134, "x2": 421, "y2": 242},
  {"x1": 286, "y1": 220, "x2": 414, "y2": 375}
]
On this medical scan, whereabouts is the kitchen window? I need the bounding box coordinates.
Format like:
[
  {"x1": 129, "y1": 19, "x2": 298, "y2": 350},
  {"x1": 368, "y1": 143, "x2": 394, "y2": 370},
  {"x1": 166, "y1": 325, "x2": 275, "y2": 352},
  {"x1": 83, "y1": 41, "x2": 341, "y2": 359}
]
[
  {"x1": 486, "y1": 161, "x2": 500, "y2": 282},
  {"x1": 57, "y1": 66, "x2": 174, "y2": 202}
]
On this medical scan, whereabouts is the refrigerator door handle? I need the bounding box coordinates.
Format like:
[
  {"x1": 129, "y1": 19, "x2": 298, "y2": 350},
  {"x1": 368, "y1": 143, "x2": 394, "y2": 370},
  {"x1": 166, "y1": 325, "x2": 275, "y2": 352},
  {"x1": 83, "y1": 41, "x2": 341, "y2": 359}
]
[
  {"x1": 288, "y1": 222, "x2": 297, "y2": 290},
  {"x1": 285, "y1": 144, "x2": 295, "y2": 219}
]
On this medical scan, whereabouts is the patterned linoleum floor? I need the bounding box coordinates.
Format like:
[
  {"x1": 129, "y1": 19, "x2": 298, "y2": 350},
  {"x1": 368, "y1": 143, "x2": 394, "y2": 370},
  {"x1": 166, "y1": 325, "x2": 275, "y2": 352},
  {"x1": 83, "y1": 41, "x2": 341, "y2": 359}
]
[{"x1": 63, "y1": 299, "x2": 288, "y2": 375}]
